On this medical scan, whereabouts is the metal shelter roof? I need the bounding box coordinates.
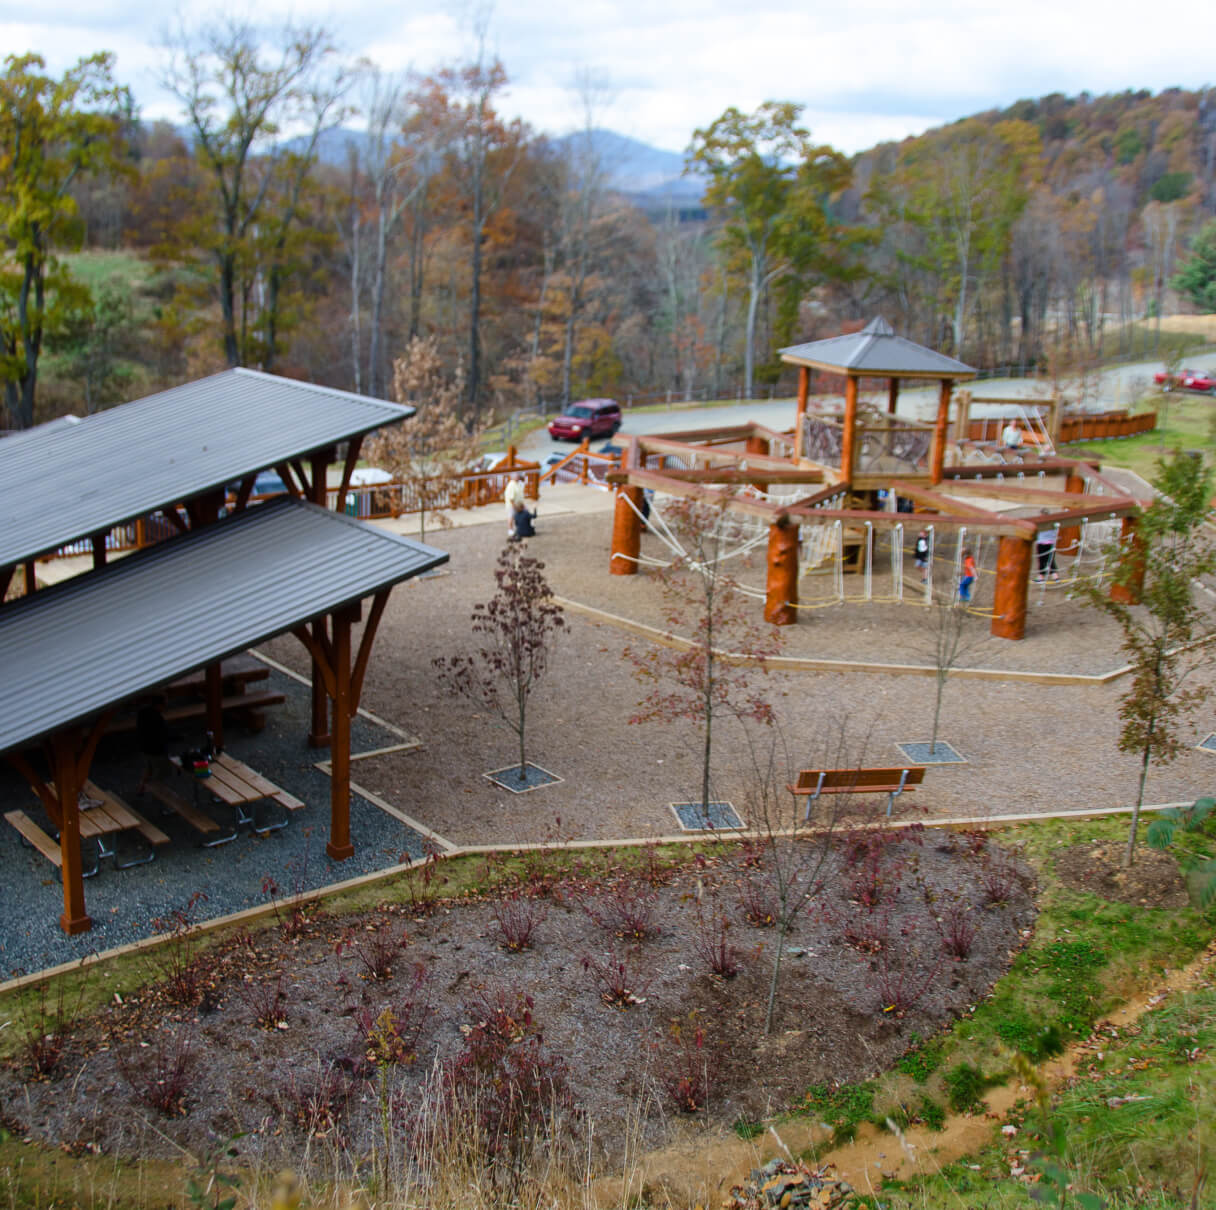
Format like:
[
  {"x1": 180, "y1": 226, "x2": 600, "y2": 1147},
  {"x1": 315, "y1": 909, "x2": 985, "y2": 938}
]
[
  {"x1": 0, "y1": 370, "x2": 412, "y2": 568},
  {"x1": 779, "y1": 317, "x2": 976, "y2": 379},
  {"x1": 0, "y1": 498, "x2": 447, "y2": 756}
]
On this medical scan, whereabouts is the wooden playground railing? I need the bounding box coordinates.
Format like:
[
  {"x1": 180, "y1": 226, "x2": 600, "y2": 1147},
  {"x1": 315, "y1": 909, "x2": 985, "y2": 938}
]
[{"x1": 965, "y1": 410, "x2": 1157, "y2": 444}]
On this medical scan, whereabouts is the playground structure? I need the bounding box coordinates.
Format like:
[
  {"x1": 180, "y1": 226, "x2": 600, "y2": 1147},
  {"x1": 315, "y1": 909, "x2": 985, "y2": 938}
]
[{"x1": 607, "y1": 319, "x2": 1150, "y2": 641}]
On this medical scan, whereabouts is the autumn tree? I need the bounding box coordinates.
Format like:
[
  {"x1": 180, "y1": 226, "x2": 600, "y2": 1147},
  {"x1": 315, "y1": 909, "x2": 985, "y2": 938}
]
[
  {"x1": 627, "y1": 496, "x2": 782, "y2": 822},
  {"x1": 434, "y1": 544, "x2": 565, "y2": 784},
  {"x1": 160, "y1": 18, "x2": 348, "y2": 369},
  {"x1": 1079, "y1": 452, "x2": 1216, "y2": 866},
  {"x1": 688, "y1": 102, "x2": 852, "y2": 398},
  {"x1": 0, "y1": 52, "x2": 130, "y2": 428},
  {"x1": 419, "y1": 36, "x2": 529, "y2": 419},
  {"x1": 364, "y1": 336, "x2": 481, "y2": 541}
]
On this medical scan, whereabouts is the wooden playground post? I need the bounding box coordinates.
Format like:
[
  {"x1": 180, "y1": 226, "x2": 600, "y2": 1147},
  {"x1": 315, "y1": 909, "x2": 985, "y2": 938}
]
[
  {"x1": 1057, "y1": 468, "x2": 1086, "y2": 558},
  {"x1": 991, "y1": 533, "x2": 1033, "y2": 639},
  {"x1": 745, "y1": 434, "x2": 771, "y2": 457},
  {"x1": 794, "y1": 367, "x2": 810, "y2": 460},
  {"x1": 930, "y1": 378, "x2": 953, "y2": 484},
  {"x1": 764, "y1": 519, "x2": 800, "y2": 625},
  {"x1": 610, "y1": 485, "x2": 644, "y2": 576},
  {"x1": 887, "y1": 377, "x2": 900, "y2": 415},
  {"x1": 840, "y1": 376, "x2": 858, "y2": 483},
  {"x1": 1109, "y1": 515, "x2": 1146, "y2": 605}
]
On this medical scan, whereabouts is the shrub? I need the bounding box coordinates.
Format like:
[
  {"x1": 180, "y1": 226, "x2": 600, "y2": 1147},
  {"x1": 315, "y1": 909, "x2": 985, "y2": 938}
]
[
  {"x1": 149, "y1": 892, "x2": 210, "y2": 1006},
  {"x1": 692, "y1": 903, "x2": 744, "y2": 978},
  {"x1": 979, "y1": 857, "x2": 1020, "y2": 907},
  {"x1": 653, "y1": 1013, "x2": 718, "y2": 1112},
  {"x1": 336, "y1": 919, "x2": 409, "y2": 980},
  {"x1": 241, "y1": 973, "x2": 287, "y2": 1030},
  {"x1": 15, "y1": 977, "x2": 85, "y2": 1079},
  {"x1": 273, "y1": 1062, "x2": 353, "y2": 1138},
  {"x1": 582, "y1": 946, "x2": 653, "y2": 1007},
  {"x1": 119, "y1": 1029, "x2": 195, "y2": 1117},
  {"x1": 581, "y1": 877, "x2": 661, "y2": 940},
  {"x1": 738, "y1": 870, "x2": 778, "y2": 927},
  {"x1": 354, "y1": 964, "x2": 433, "y2": 1065},
  {"x1": 843, "y1": 831, "x2": 904, "y2": 911},
  {"x1": 491, "y1": 889, "x2": 548, "y2": 951},
  {"x1": 872, "y1": 920, "x2": 945, "y2": 1018},
  {"x1": 934, "y1": 898, "x2": 978, "y2": 960}
]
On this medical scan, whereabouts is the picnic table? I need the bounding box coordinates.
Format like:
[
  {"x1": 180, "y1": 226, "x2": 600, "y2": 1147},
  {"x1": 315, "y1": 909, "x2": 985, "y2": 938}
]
[
  {"x1": 6, "y1": 780, "x2": 169, "y2": 877},
  {"x1": 148, "y1": 751, "x2": 304, "y2": 842}
]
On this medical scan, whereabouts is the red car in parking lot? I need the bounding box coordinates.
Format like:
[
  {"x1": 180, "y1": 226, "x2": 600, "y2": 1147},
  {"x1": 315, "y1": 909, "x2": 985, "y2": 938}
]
[
  {"x1": 1153, "y1": 367, "x2": 1216, "y2": 394},
  {"x1": 547, "y1": 399, "x2": 622, "y2": 441}
]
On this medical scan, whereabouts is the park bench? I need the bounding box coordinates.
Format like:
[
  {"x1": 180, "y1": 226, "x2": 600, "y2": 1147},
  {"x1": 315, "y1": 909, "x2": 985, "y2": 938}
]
[{"x1": 788, "y1": 766, "x2": 925, "y2": 819}]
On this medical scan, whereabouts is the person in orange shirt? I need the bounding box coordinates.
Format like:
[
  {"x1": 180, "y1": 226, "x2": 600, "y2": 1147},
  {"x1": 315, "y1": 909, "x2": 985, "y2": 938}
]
[{"x1": 958, "y1": 548, "x2": 977, "y2": 603}]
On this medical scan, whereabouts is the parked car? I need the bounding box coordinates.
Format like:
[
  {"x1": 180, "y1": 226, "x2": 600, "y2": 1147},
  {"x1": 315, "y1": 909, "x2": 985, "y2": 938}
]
[
  {"x1": 547, "y1": 399, "x2": 622, "y2": 442},
  {"x1": 1153, "y1": 367, "x2": 1216, "y2": 394}
]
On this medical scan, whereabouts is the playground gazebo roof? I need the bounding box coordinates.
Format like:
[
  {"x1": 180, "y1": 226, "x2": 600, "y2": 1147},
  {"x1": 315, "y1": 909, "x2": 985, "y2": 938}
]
[
  {"x1": 0, "y1": 369, "x2": 411, "y2": 569},
  {"x1": 779, "y1": 317, "x2": 976, "y2": 380},
  {"x1": 778, "y1": 318, "x2": 977, "y2": 482}
]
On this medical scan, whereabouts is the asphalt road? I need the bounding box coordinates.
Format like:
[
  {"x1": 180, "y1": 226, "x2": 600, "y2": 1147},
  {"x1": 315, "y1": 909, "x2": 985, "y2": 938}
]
[{"x1": 517, "y1": 356, "x2": 1181, "y2": 460}]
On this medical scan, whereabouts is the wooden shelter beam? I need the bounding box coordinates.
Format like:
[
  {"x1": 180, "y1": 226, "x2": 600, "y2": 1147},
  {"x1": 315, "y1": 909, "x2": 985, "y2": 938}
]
[
  {"x1": 335, "y1": 436, "x2": 364, "y2": 513},
  {"x1": 23, "y1": 561, "x2": 36, "y2": 596},
  {"x1": 606, "y1": 469, "x2": 784, "y2": 522},
  {"x1": 232, "y1": 475, "x2": 256, "y2": 514},
  {"x1": 0, "y1": 565, "x2": 13, "y2": 603},
  {"x1": 840, "y1": 375, "x2": 859, "y2": 483},
  {"x1": 350, "y1": 590, "x2": 388, "y2": 711},
  {"x1": 91, "y1": 530, "x2": 107, "y2": 570},
  {"x1": 887, "y1": 377, "x2": 899, "y2": 415},
  {"x1": 327, "y1": 603, "x2": 358, "y2": 860},
  {"x1": 274, "y1": 462, "x2": 305, "y2": 499},
  {"x1": 308, "y1": 449, "x2": 334, "y2": 747},
  {"x1": 930, "y1": 378, "x2": 952, "y2": 484}
]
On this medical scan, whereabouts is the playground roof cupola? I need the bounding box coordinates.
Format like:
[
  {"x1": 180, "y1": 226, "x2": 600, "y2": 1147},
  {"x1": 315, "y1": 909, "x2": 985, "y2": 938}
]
[{"x1": 779, "y1": 317, "x2": 977, "y2": 380}]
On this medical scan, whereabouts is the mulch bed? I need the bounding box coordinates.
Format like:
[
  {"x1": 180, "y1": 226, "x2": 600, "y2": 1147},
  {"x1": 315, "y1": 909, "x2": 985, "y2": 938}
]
[
  {"x1": 1053, "y1": 841, "x2": 1191, "y2": 909},
  {"x1": 1, "y1": 830, "x2": 1034, "y2": 1170}
]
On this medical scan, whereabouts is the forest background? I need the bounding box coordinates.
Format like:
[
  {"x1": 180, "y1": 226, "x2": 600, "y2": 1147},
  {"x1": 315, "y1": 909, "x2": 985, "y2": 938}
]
[{"x1": 4, "y1": 22, "x2": 1216, "y2": 433}]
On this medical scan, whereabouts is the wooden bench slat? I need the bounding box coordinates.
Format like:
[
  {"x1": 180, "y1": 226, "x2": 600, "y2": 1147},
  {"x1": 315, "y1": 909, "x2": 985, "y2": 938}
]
[
  {"x1": 214, "y1": 754, "x2": 280, "y2": 798},
  {"x1": 106, "y1": 691, "x2": 286, "y2": 735},
  {"x1": 143, "y1": 780, "x2": 221, "y2": 834},
  {"x1": 272, "y1": 790, "x2": 306, "y2": 812},
  {"x1": 6, "y1": 810, "x2": 63, "y2": 866}
]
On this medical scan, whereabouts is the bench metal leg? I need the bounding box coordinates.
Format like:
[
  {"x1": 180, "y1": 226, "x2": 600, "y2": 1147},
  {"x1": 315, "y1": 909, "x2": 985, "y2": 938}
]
[
  {"x1": 802, "y1": 772, "x2": 828, "y2": 822},
  {"x1": 886, "y1": 770, "x2": 912, "y2": 818}
]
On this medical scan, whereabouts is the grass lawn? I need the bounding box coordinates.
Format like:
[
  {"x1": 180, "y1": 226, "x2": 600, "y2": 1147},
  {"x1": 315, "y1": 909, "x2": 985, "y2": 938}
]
[{"x1": 59, "y1": 249, "x2": 154, "y2": 292}]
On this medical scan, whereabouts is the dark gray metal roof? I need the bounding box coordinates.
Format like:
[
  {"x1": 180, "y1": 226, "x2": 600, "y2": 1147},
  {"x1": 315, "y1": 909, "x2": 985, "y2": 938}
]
[
  {"x1": 0, "y1": 499, "x2": 447, "y2": 755},
  {"x1": 0, "y1": 369, "x2": 412, "y2": 567},
  {"x1": 780, "y1": 317, "x2": 976, "y2": 379}
]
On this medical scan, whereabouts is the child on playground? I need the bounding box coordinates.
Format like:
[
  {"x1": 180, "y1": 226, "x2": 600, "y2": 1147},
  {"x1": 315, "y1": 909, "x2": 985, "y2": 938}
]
[
  {"x1": 958, "y1": 548, "x2": 977, "y2": 603},
  {"x1": 914, "y1": 529, "x2": 930, "y2": 581}
]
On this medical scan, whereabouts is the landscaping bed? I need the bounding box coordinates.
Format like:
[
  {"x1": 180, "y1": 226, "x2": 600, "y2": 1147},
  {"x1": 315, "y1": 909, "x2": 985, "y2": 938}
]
[{"x1": 0, "y1": 827, "x2": 1034, "y2": 1172}]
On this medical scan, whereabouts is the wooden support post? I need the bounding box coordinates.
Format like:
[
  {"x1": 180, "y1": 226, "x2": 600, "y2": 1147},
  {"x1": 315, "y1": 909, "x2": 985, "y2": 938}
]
[
  {"x1": 205, "y1": 663, "x2": 224, "y2": 751},
  {"x1": 840, "y1": 375, "x2": 858, "y2": 484},
  {"x1": 930, "y1": 378, "x2": 952, "y2": 484},
  {"x1": 887, "y1": 377, "x2": 899, "y2": 415},
  {"x1": 309, "y1": 450, "x2": 332, "y2": 747},
  {"x1": 91, "y1": 530, "x2": 107, "y2": 570},
  {"x1": 49, "y1": 733, "x2": 90, "y2": 934},
  {"x1": 764, "y1": 520, "x2": 799, "y2": 626},
  {"x1": 1110, "y1": 515, "x2": 1146, "y2": 605},
  {"x1": 745, "y1": 434, "x2": 770, "y2": 457},
  {"x1": 610, "y1": 486, "x2": 644, "y2": 575},
  {"x1": 793, "y1": 367, "x2": 809, "y2": 460},
  {"x1": 23, "y1": 560, "x2": 36, "y2": 595},
  {"x1": 327, "y1": 605, "x2": 357, "y2": 861},
  {"x1": 991, "y1": 534, "x2": 1033, "y2": 640},
  {"x1": 953, "y1": 389, "x2": 971, "y2": 444},
  {"x1": 1057, "y1": 470, "x2": 1085, "y2": 558}
]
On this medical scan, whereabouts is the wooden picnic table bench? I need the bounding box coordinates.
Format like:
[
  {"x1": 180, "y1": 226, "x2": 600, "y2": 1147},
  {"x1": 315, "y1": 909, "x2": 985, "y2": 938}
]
[
  {"x1": 7, "y1": 780, "x2": 169, "y2": 875},
  {"x1": 152, "y1": 752, "x2": 304, "y2": 841},
  {"x1": 788, "y1": 766, "x2": 925, "y2": 819}
]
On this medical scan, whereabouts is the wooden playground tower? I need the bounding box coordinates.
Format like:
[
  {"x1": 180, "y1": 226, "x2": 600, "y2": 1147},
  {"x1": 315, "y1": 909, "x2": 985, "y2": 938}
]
[{"x1": 607, "y1": 319, "x2": 1148, "y2": 640}]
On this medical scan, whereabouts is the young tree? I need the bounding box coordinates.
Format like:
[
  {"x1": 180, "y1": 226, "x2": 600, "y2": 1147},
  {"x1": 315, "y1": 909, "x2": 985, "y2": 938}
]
[
  {"x1": 626, "y1": 497, "x2": 782, "y2": 822},
  {"x1": 922, "y1": 590, "x2": 987, "y2": 756},
  {"x1": 0, "y1": 52, "x2": 130, "y2": 429},
  {"x1": 364, "y1": 336, "x2": 481, "y2": 541},
  {"x1": 434, "y1": 544, "x2": 565, "y2": 784},
  {"x1": 688, "y1": 102, "x2": 851, "y2": 399},
  {"x1": 1079, "y1": 452, "x2": 1216, "y2": 867}
]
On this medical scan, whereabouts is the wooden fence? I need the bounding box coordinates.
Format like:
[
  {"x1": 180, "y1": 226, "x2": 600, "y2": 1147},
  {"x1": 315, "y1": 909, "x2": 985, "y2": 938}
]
[{"x1": 965, "y1": 410, "x2": 1156, "y2": 444}]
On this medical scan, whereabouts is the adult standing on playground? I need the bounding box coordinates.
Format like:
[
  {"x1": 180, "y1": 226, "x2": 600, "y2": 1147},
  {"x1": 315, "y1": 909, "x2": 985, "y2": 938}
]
[
  {"x1": 1036, "y1": 516, "x2": 1060, "y2": 582},
  {"x1": 503, "y1": 475, "x2": 525, "y2": 536}
]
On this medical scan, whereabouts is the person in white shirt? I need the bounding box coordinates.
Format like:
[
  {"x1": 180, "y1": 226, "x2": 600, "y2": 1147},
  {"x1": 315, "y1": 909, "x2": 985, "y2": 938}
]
[
  {"x1": 1001, "y1": 419, "x2": 1024, "y2": 451},
  {"x1": 503, "y1": 475, "x2": 526, "y2": 535}
]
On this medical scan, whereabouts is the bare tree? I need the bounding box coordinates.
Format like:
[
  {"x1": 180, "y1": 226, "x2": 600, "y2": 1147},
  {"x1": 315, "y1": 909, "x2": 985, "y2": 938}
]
[
  {"x1": 626, "y1": 497, "x2": 782, "y2": 822},
  {"x1": 922, "y1": 592, "x2": 987, "y2": 756},
  {"x1": 434, "y1": 544, "x2": 565, "y2": 784},
  {"x1": 365, "y1": 337, "x2": 481, "y2": 542}
]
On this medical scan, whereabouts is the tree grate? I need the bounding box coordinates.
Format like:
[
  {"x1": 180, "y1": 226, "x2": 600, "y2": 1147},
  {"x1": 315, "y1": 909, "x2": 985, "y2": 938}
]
[
  {"x1": 484, "y1": 763, "x2": 563, "y2": 793},
  {"x1": 896, "y1": 741, "x2": 967, "y2": 765},
  {"x1": 670, "y1": 801, "x2": 743, "y2": 831},
  {"x1": 1198, "y1": 733, "x2": 1216, "y2": 755}
]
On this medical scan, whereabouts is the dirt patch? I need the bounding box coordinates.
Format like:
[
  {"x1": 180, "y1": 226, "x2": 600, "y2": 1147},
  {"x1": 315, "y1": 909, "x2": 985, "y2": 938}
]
[
  {"x1": 0, "y1": 832, "x2": 1034, "y2": 1173},
  {"x1": 1053, "y1": 841, "x2": 1190, "y2": 908}
]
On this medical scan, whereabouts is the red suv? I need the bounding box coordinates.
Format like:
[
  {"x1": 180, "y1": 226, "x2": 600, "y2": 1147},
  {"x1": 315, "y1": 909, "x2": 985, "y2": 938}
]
[{"x1": 547, "y1": 399, "x2": 622, "y2": 442}]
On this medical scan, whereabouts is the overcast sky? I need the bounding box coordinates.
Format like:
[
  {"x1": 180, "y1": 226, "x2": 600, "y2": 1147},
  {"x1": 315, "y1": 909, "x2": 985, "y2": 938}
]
[{"x1": 4, "y1": 0, "x2": 1215, "y2": 155}]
